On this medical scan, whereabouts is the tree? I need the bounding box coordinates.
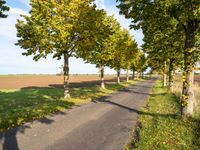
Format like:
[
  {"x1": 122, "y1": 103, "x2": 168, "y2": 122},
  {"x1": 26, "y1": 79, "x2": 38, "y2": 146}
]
[
  {"x1": 136, "y1": 53, "x2": 147, "y2": 79},
  {"x1": 167, "y1": 0, "x2": 200, "y2": 117},
  {"x1": 117, "y1": 0, "x2": 200, "y2": 117},
  {"x1": 78, "y1": 15, "x2": 121, "y2": 89},
  {"x1": 139, "y1": 0, "x2": 184, "y2": 89},
  {"x1": 130, "y1": 50, "x2": 142, "y2": 80},
  {"x1": 121, "y1": 35, "x2": 139, "y2": 82},
  {"x1": 16, "y1": 0, "x2": 98, "y2": 98},
  {"x1": 143, "y1": 25, "x2": 184, "y2": 90},
  {"x1": 109, "y1": 29, "x2": 131, "y2": 84},
  {"x1": 0, "y1": 0, "x2": 9, "y2": 18}
]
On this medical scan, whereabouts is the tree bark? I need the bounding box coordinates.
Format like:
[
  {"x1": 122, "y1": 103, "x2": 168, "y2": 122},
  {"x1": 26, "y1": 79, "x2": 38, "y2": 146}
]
[
  {"x1": 191, "y1": 69, "x2": 194, "y2": 85},
  {"x1": 63, "y1": 53, "x2": 70, "y2": 98},
  {"x1": 162, "y1": 61, "x2": 167, "y2": 87},
  {"x1": 117, "y1": 70, "x2": 120, "y2": 84},
  {"x1": 136, "y1": 72, "x2": 139, "y2": 80},
  {"x1": 142, "y1": 72, "x2": 144, "y2": 79},
  {"x1": 100, "y1": 65, "x2": 105, "y2": 89},
  {"x1": 168, "y1": 59, "x2": 174, "y2": 93},
  {"x1": 132, "y1": 70, "x2": 135, "y2": 80},
  {"x1": 126, "y1": 69, "x2": 129, "y2": 82},
  {"x1": 181, "y1": 22, "x2": 196, "y2": 117}
]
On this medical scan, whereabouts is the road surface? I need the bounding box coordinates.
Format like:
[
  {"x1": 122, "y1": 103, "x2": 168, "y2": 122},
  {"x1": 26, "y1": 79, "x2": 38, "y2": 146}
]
[{"x1": 0, "y1": 78, "x2": 156, "y2": 150}]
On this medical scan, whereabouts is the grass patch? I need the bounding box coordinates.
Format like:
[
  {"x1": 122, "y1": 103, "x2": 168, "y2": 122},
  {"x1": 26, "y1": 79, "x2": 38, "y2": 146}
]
[
  {"x1": 128, "y1": 80, "x2": 200, "y2": 150},
  {"x1": 173, "y1": 77, "x2": 200, "y2": 115},
  {"x1": 0, "y1": 80, "x2": 140, "y2": 132}
]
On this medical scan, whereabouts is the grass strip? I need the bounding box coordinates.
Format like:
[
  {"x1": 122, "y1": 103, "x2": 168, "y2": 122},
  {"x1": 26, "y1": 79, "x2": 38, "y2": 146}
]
[
  {"x1": 127, "y1": 80, "x2": 200, "y2": 150},
  {"x1": 0, "y1": 80, "x2": 140, "y2": 132}
]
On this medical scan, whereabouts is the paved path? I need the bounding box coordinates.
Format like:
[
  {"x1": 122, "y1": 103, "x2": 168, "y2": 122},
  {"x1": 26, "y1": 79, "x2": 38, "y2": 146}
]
[{"x1": 0, "y1": 78, "x2": 156, "y2": 150}]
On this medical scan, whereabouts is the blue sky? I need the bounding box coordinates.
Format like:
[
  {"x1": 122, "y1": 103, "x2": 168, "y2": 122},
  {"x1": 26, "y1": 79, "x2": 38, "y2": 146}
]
[{"x1": 0, "y1": 0, "x2": 143, "y2": 75}]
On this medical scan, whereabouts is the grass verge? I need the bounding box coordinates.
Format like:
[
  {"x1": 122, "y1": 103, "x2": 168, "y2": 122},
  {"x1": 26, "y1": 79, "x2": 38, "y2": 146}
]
[
  {"x1": 173, "y1": 77, "x2": 200, "y2": 116},
  {"x1": 0, "y1": 79, "x2": 141, "y2": 132},
  {"x1": 127, "y1": 80, "x2": 200, "y2": 150}
]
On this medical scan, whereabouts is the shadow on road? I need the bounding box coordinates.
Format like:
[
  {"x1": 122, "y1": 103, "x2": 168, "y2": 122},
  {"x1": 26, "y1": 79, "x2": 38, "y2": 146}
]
[
  {"x1": 0, "y1": 77, "x2": 135, "y2": 150},
  {"x1": 93, "y1": 98, "x2": 179, "y2": 118},
  {"x1": 0, "y1": 77, "x2": 151, "y2": 150},
  {"x1": 0, "y1": 117, "x2": 55, "y2": 150},
  {"x1": 0, "y1": 87, "x2": 73, "y2": 150}
]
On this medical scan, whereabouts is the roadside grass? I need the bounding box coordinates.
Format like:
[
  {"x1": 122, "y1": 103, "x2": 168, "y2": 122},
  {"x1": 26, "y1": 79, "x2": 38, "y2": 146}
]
[
  {"x1": 173, "y1": 77, "x2": 200, "y2": 115},
  {"x1": 0, "y1": 79, "x2": 141, "y2": 132},
  {"x1": 128, "y1": 80, "x2": 200, "y2": 150},
  {"x1": 193, "y1": 83, "x2": 200, "y2": 118}
]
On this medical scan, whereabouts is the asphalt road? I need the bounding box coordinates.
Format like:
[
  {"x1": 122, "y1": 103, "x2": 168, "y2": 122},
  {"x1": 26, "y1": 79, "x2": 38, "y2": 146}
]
[{"x1": 0, "y1": 78, "x2": 156, "y2": 150}]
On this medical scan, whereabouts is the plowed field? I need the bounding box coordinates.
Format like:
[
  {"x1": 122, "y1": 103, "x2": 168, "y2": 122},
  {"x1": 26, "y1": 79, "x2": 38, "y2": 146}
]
[{"x1": 0, "y1": 75, "x2": 119, "y2": 89}]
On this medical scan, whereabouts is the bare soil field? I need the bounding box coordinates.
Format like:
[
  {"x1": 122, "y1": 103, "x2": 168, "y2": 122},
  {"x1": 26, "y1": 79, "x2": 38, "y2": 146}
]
[{"x1": 0, "y1": 75, "x2": 122, "y2": 89}]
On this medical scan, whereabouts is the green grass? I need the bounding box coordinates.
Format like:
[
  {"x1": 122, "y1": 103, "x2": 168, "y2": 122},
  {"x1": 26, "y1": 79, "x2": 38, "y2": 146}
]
[
  {"x1": 0, "y1": 80, "x2": 140, "y2": 132},
  {"x1": 128, "y1": 80, "x2": 200, "y2": 150}
]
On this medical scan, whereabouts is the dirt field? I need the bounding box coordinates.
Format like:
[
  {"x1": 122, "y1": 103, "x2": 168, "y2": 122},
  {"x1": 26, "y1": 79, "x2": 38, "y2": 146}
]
[{"x1": 0, "y1": 75, "x2": 120, "y2": 89}]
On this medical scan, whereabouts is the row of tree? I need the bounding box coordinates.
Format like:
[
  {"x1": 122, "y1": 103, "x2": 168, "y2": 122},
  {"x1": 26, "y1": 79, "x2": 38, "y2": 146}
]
[
  {"x1": 13, "y1": 0, "x2": 146, "y2": 98},
  {"x1": 117, "y1": 0, "x2": 200, "y2": 117}
]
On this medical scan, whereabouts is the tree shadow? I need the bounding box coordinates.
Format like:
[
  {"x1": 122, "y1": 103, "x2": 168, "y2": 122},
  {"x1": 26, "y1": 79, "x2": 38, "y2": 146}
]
[
  {"x1": 0, "y1": 77, "x2": 134, "y2": 133},
  {"x1": 0, "y1": 117, "x2": 55, "y2": 150},
  {"x1": 0, "y1": 89, "x2": 74, "y2": 132},
  {"x1": 191, "y1": 117, "x2": 200, "y2": 148},
  {"x1": 116, "y1": 87, "x2": 166, "y2": 97},
  {"x1": 0, "y1": 77, "x2": 151, "y2": 149},
  {"x1": 48, "y1": 77, "x2": 128, "y2": 88},
  {"x1": 93, "y1": 98, "x2": 179, "y2": 118},
  {"x1": 0, "y1": 78, "x2": 132, "y2": 132},
  {"x1": 0, "y1": 87, "x2": 75, "y2": 149},
  {"x1": 130, "y1": 84, "x2": 153, "y2": 89},
  {"x1": 0, "y1": 82, "x2": 87, "y2": 150},
  {"x1": 0, "y1": 125, "x2": 30, "y2": 150},
  {"x1": 95, "y1": 91, "x2": 200, "y2": 149}
]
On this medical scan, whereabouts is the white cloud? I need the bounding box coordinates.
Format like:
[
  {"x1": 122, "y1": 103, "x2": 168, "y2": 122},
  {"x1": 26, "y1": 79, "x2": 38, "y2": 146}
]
[
  {"x1": 95, "y1": 0, "x2": 105, "y2": 9},
  {"x1": 0, "y1": 1, "x2": 142, "y2": 74},
  {"x1": 0, "y1": 7, "x2": 29, "y2": 41},
  {"x1": 0, "y1": 6, "x2": 108, "y2": 75},
  {"x1": 10, "y1": 7, "x2": 29, "y2": 16}
]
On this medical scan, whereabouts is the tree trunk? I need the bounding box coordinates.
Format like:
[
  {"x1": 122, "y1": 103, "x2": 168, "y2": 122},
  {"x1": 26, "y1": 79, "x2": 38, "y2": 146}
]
[
  {"x1": 100, "y1": 65, "x2": 105, "y2": 89},
  {"x1": 140, "y1": 72, "x2": 143, "y2": 79},
  {"x1": 168, "y1": 59, "x2": 174, "y2": 93},
  {"x1": 191, "y1": 70, "x2": 194, "y2": 85},
  {"x1": 117, "y1": 70, "x2": 120, "y2": 84},
  {"x1": 163, "y1": 73, "x2": 167, "y2": 87},
  {"x1": 135, "y1": 72, "x2": 137, "y2": 79},
  {"x1": 126, "y1": 69, "x2": 129, "y2": 82},
  {"x1": 142, "y1": 72, "x2": 144, "y2": 79},
  {"x1": 132, "y1": 70, "x2": 135, "y2": 80},
  {"x1": 63, "y1": 54, "x2": 70, "y2": 98},
  {"x1": 181, "y1": 22, "x2": 196, "y2": 117},
  {"x1": 162, "y1": 61, "x2": 167, "y2": 87}
]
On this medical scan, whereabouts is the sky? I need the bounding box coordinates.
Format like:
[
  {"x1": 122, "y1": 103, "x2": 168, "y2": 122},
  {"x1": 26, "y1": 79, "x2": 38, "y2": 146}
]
[{"x1": 0, "y1": 0, "x2": 143, "y2": 75}]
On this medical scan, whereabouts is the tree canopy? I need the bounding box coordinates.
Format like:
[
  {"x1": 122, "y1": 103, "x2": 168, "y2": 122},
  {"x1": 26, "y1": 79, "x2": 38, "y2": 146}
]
[
  {"x1": 16, "y1": 0, "x2": 141, "y2": 95},
  {"x1": 117, "y1": 0, "x2": 200, "y2": 117},
  {"x1": 0, "y1": 0, "x2": 9, "y2": 18},
  {"x1": 16, "y1": 0, "x2": 103, "y2": 97}
]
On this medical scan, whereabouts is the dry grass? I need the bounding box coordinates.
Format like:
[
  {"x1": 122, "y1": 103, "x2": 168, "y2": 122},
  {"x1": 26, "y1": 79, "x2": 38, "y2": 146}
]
[{"x1": 173, "y1": 76, "x2": 200, "y2": 114}]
